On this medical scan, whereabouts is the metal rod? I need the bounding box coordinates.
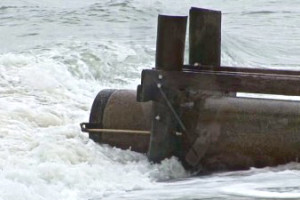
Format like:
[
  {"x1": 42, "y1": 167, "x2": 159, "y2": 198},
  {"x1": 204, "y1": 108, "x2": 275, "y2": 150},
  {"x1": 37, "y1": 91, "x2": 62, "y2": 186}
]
[
  {"x1": 84, "y1": 128, "x2": 151, "y2": 135},
  {"x1": 158, "y1": 87, "x2": 187, "y2": 132}
]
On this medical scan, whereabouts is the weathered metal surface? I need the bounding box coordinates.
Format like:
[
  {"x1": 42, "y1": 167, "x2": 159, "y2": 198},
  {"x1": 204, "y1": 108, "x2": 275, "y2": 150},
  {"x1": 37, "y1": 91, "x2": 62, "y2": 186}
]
[
  {"x1": 88, "y1": 89, "x2": 116, "y2": 143},
  {"x1": 83, "y1": 7, "x2": 300, "y2": 173},
  {"x1": 203, "y1": 97, "x2": 300, "y2": 115},
  {"x1": 146, "y1": 14, "x2": 187, "y2": 163},
  {"x1": 87, "y1": 89, "x2": 300, "y2": 172},
  {"x1": 189, "y1": 7, "x2": 221, "y2": 66},
  {"x1": 183, "y1": 64, "x2": 300, "y2": 76},
  {"x1": 147, "y1": 102, "x2": 181, "y2": 162},
  {"x1": 181, "y1": 96, "x2": 300, "y2": 172},
  {"x1": 139, "y1": 69, "x2": 300, "y2": 103},
  {"x1": 87, "y1": 90, "x2": 151, "y2": 153},
  {"x1": 155, "y1": 15, "x2": 187, "y2": 71},
  {"x1": 181, "y1": 96, "x2": 300, "y2": 171}
]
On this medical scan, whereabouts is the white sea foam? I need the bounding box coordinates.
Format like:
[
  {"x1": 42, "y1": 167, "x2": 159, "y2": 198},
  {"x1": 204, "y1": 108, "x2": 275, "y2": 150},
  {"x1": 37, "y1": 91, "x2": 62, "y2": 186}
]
[{"x1": 0, "y1": 49, "x2": 188, "y2": 200}]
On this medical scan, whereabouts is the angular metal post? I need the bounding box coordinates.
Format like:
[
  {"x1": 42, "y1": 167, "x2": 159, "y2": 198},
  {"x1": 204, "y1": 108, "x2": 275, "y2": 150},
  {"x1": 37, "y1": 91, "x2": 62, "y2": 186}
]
[
  {"x1": 189, "y1": 7, "x2": 221, "y2": 66},
  {"x1": 148, "y1": 15, "x2": 187, "y2": 162},
  {"x1": 155, "y1": 15, "x2": 187, "y2": 71}
]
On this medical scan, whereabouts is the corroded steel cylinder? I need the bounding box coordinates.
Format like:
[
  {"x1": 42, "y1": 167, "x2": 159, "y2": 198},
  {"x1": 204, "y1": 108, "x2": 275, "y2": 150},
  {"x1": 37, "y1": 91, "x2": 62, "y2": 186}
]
[
  {"x1": 88, "y1": 89, "x2": 151, "y2": 153},
  {"x1": 182, "y1": 96, "x2": 300, "y2": 172},
  {"x1": 87, "y1": 89, "x2": 300, "y2": 172}
]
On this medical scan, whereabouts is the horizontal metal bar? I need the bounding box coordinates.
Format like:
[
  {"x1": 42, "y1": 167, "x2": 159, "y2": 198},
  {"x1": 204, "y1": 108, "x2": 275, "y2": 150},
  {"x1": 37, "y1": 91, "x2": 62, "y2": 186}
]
[
  {"x1": 84, "y1": 128, "x2": 151, "y2": 135},
  {"x1": 139, "y1": 69, "x2": 300, "y2": 102},
  {"x1": 183, "y1": 65, "x2": 300, "y2": 76}
]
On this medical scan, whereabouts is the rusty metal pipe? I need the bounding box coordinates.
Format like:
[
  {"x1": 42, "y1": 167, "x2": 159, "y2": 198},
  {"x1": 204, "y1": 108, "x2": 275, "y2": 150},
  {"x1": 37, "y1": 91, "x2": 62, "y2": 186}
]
[
  {"x1": 182, "y1": 96, "x2": 300, "y2": 171},
  {"x1": 86, "y1": 89, "x2": 151, "y2": 153},
  {"x1": 85, "y1": 89, "x2": 300, "y2": 171}
]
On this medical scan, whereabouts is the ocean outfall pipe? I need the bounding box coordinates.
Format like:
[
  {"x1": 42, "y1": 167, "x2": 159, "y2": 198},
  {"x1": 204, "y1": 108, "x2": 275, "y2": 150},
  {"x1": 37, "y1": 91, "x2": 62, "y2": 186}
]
[
  {"x1": 84, "y1": 89, "x2": 300, "y2": 172},
  {"x1": 85, "y1": 89, "x2": 151, "y2": 153},
  {"x1": 181, "y1": 96, "x2": 300, "y2": 171}
]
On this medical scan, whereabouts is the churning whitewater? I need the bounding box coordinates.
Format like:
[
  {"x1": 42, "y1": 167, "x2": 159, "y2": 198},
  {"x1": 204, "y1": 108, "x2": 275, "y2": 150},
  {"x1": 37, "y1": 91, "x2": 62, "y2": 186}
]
[{"x1": 0, "y1": 0, "x2": 300, "y2": 199}]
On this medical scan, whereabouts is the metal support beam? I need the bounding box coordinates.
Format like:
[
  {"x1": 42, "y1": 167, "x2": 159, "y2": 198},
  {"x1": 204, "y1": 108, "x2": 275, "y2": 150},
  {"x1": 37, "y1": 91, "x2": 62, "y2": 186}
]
[
  {"x1": 189, "y1": 7, "x2": 221, "y2": 66},
  {"x1": 147, "y1": 15, "x2": 187, "y2": 163}
]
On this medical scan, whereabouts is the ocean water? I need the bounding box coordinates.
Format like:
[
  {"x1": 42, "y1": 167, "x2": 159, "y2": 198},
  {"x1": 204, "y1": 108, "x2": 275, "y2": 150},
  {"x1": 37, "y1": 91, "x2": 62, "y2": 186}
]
[{"x1": 0, "y1": 0, "x2": 300, "y2": 199}]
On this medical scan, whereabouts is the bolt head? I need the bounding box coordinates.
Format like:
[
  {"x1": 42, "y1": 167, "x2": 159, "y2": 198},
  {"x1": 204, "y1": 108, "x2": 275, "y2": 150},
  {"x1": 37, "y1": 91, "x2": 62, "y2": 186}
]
[
  {"x1": 175, "y1": 132, "x2": 182, "y2": 136},
  {"x1": 194, "y1": 62, "x2": 200, "y2": 67}
]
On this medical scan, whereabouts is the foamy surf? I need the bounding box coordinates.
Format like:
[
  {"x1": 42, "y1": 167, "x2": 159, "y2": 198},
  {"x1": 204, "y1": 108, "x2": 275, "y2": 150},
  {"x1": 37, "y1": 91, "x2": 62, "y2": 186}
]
[{"x1": 0, "y1": 50, "x2": 188, "y2": 200}]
